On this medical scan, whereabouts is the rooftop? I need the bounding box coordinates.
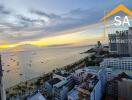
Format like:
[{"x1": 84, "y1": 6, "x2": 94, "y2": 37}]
[
  {"x1": 75, "y1": 66, "x2": 102, "y2": 74},
  {"x1": 103, "y1": 57, "x2": 132, "y2": 60},
  {"x1": 54, "y1": 79, "x2": 68, "y2": 88},
  {"x1": 75, "y1": 72, "x2": 99, "y2": 94},
  {"x1": 47, "y1": 78, "x2": 61, "y2": 86},
  {"x1": 27, "y1": 91, "x2": 46, "y2": 100},
  {"x1": 87, "y1": 66, "x2": 102, "y2": 71},
  {"x1": 69, "y1": 73, "x2": 99, "y2": 97},
  {"x1": 55, "y1": 71, "x2": 71, "y2": 77}
]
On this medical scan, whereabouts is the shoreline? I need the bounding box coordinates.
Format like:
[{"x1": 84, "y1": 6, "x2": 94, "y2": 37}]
[
  {"x1": 6, "y1": 53, "x2": 94, "y2": 92},
  {"x1": 3, "y1": 46, "x2": 92, "y2": 89}
]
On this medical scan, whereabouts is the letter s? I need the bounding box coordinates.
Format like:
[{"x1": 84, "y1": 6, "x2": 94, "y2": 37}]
[{"x1": 114, "y1": 16, "x2": 121, "y2": 26}]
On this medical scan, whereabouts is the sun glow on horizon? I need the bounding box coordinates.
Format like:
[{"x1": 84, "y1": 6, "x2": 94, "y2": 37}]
[
  {"x1": 0, "y1": 21, "x2": 109, "y2": 49},
  {"x1": 0, "y1": 31, "x2": 103, "y2": 49}
]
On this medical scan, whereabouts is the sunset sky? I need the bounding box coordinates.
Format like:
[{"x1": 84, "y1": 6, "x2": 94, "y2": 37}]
[{"x1": 0, "y1": 0, "x2": 132, "y2": 49}]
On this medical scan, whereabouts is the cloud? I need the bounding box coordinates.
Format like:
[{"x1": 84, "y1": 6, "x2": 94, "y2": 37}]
[
  {"x1": 0, "y1": 5, "x2": 11, "y2": 15},
  {"x1": 15, "y1": 14, "x2": 46, "y2": 27},
  {"x1": 30, "y1": 9, "x2": 61, "y2": 19},
  {"x1": 30, "y1": 8, "x2": 101, "y2": 32},
  {"x1": 1, "y1": 1, "x2": 132, "y2": 46},
  {"x1": 0, "y1": 7, "x2": 104, "y2": 45}
]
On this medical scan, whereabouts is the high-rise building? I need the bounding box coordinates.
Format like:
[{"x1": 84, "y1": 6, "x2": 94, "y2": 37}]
[
  {"x1": 100, "y1": 57, "x2": 132, "y2": 81},
  {"x1": 0, "y1": 55, "x2": 6, "y2": 100},
  {"x1": 0, "y1": 55, "x2": 2, "y2": 85},
  {"x1": 128, "y1": 27, "x2": 132, "y2": 57},
  {"x1": 108, "y1": 34, "x2": 117, "y2": 53},
  {"x1": 0, "y1": 55, "x2": 2, "y2": 100},
  {"x1": 116, "y1": 30, "x2": 129, "y2": 56},
  {"x1": 108, "y1": 27, "x2": 132, "y2": 56},
  {"x1": 105, "y1": 72, "x2": 132, "y2": 100}
]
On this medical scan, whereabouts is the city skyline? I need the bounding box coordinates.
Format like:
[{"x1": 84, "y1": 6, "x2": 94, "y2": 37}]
[{"x1": 1, "y1": 1, "x2": 132, "y2": 100}]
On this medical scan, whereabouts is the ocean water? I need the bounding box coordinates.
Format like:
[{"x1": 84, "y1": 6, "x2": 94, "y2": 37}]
[{"x1": 2, "y1": 46, "x2": 92, "y2": 89}]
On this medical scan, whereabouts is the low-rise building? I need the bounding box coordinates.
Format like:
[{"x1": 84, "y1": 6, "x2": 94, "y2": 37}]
[
  {"x1": 68, "y1": 73, "x2": 102, "y2": 100},
  {"x1": 73, "y1": 66, "x2": 107, "y2": 93},
  {"x1": 53, "y1": 79, "x2": 75, "y2": 100},
  {"x1": 44, "y1": 78, "x2": 61, "y2": 96},
  {"x1": 53, "y1": 80, "x2": 68, "y2": 100}
]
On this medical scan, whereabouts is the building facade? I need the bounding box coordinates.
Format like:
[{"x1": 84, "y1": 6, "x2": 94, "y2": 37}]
[
  {"x1": 108, "y1": 34, "x2": 117, "y2": 53},
  {"x1": 116, "y1": 30, "x2": 129, "y2": 56},
  {"x1": 0, "y1": 55, "x2": 6, "y2": 100},
  {"x1": 118, "y1": 78, "x2": 132, "y2": 100},
  {"x1": 108, "y1": 27, "x2": 132, "y2": 56},
  {"x1": 128, "y1": 27, "x2": 132, "y2": 57},
  {"x1": 44, "y1": 78, "x2": 61, "y2": 96},
  {"x1": 53, "y1": 79, "x2": 74, "y2": 100},
  {"x1": 100, "y1": 57, "x2": 132, "y2": 71},
  {"x1": 73, "y1": 67, "x2": 107, "y2": 93},
  {"x1": 105, "y1": 72, "x2": 132, "y2": 100},
  {"x1": 68, "y1": 74, "x2": 102, "y2": 100}
]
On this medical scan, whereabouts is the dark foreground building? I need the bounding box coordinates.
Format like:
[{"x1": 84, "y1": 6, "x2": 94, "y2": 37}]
[
  {"x1": 109, "y1": 27, "x2": 132, "y2": 57},
  {"x1": 0, "y1": 55, "x2": 6, "y2": 100}
]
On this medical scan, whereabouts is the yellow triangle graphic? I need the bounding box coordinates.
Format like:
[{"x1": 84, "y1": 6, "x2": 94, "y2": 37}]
[{"x1": 101, "y1": 4, "x2": 132, "y2": 21}]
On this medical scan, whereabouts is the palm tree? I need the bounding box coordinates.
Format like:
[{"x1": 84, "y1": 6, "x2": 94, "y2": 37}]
[{"x1": 6, "y1": 90, "x2": 9, "y2": 98}]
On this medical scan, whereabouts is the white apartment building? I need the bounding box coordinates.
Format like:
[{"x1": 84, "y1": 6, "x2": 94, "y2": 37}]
[
  {"x1": 100, "y1": 57, "x2": 132, "y2": 71},
  {"x1": 73, "y1": 67, "x2": 107, "y2": 95},
  {"x1": 100, "y1": 57, "x2": 132, "y2": 80}
]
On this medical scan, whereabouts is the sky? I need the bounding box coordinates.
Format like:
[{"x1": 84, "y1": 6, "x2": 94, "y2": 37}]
[{"x1": 0, "y1": 0, "x2": 132, "y2": 49}]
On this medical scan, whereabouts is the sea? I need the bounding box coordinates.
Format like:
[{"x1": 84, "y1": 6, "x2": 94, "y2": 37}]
[{"x1": 1, "y1": 45, "x2": 93, "y2": 89}]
